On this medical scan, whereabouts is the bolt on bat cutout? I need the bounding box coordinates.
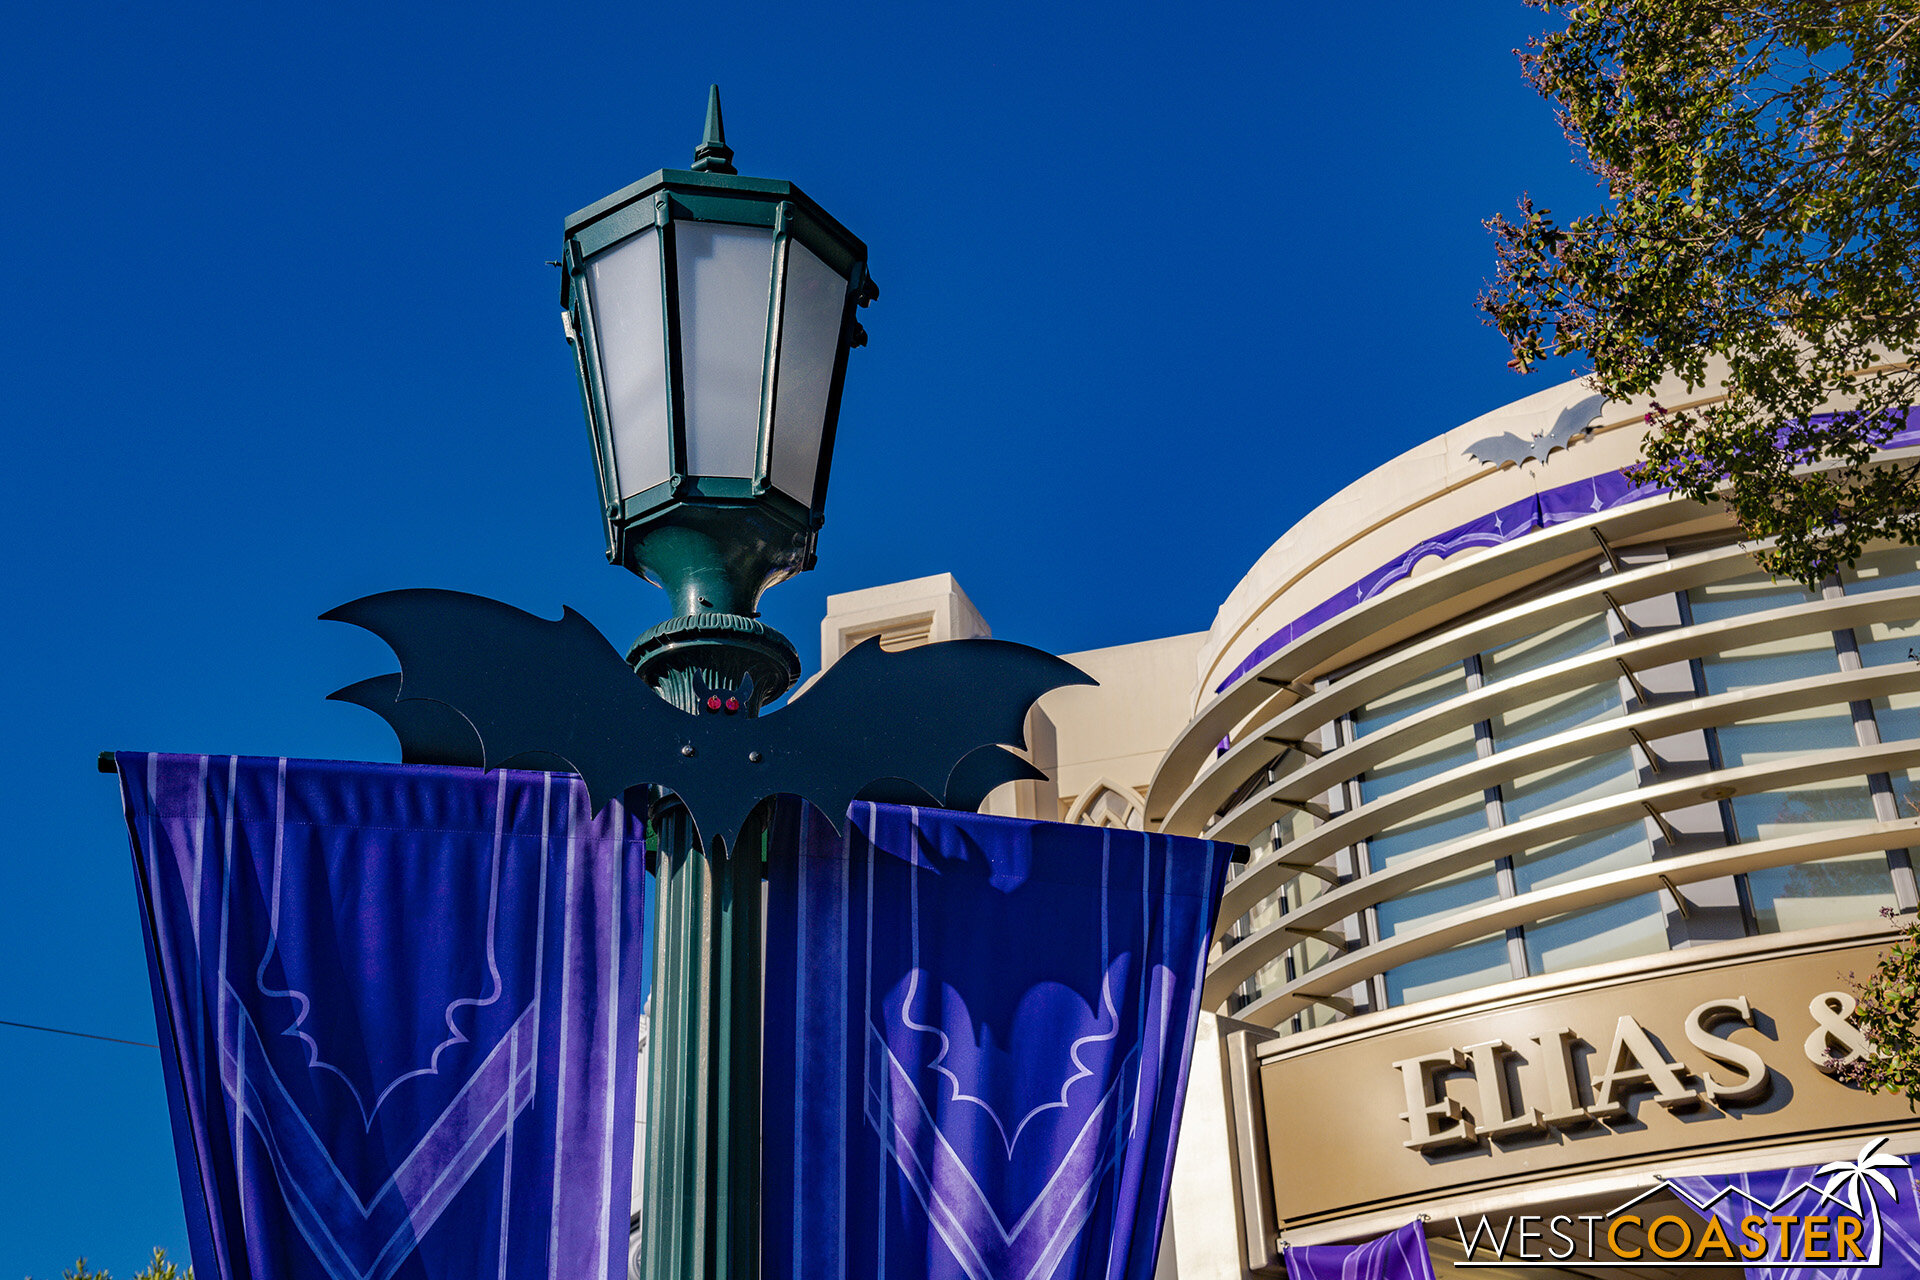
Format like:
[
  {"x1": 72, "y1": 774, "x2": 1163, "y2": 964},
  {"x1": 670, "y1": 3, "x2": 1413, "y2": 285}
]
[{"x1": 325, "y1": 589, "x2": 1095, "y2": 853}]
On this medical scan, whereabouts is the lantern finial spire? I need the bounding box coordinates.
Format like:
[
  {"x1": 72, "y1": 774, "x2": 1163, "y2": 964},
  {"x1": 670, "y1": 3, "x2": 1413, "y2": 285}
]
[{"x1": 691, "y1": 85, "x2": 737, "y2": 174}]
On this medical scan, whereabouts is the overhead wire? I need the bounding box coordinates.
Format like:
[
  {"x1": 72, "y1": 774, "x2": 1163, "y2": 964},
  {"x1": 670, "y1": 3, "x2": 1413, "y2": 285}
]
[{"x1": 0, "y1": 1017, "x2": 156, "y2": 1049}]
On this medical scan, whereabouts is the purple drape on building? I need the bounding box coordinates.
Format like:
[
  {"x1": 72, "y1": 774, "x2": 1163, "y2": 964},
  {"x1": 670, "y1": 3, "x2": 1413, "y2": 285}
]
[
  {"x1": 1216, "y1": 406, "x2": 1920, "y2": 697},
  {"x1": 1216, "y1": 469, "x2": 1669, "y2": 694},
  {"x1": 118, "y1": 753, "x2": 648, "y2": 1280},
  {"x1": 761, "y1": 802, "x2": 1233, "y2": 1280},
  {"x1": 1285, "y1": 1221, "x2": 1436, "y2": 1280},
  {"x1": 1669, "y1": 1161, "x2": 1920, "y2": 1279}
]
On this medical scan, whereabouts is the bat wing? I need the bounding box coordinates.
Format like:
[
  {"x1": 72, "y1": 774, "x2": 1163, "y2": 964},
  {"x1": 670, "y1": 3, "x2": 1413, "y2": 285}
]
[
  {"x1": 945, "y1": 745, "x2": 1051, "y2": 812},
  {"x1": 744, "y1": 637, "x2": 1095, "y2": 836},
  {"x1": 1463, "y1": 432, "x2": 1533, "y2": 466},
  {"x1": 1534, "y1": 391, "x2": 1605, "y2": 456},
  {"x1": 328, "y1": 672, "x2": 488, "y2": 766},
  {"x1": 850, "y1": 746, "x2": 1050, "y2": 812},
  {"x1": 323, "y1": 589, "x2": 684, "y2": 812},
  {"x1": 325, "y1": 592, "x2": 1093, "y2": 852}
]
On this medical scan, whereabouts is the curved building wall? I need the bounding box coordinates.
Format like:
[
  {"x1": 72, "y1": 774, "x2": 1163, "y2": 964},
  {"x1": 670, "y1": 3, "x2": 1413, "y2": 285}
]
[
  {"x1": 1149, "y1": 376, "x2": 1920, "y2": 1271},
  {"x1": 1153, "y1": 379, "x2": 1920, "y2": 1037},
  {"x1": 1192, "y1": 380, "x2": 1667, "y2": 699}
]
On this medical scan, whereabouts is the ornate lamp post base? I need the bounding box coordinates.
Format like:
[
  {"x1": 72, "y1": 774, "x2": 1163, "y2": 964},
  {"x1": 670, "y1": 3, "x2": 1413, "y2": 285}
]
[{"x1": 628, "y1": 613, "x2": 802, "y2": 713}]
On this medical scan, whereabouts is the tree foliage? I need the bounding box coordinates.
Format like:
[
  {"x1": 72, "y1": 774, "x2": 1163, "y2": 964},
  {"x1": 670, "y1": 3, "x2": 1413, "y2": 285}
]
[
  {"x1": 1832, "y1": 910, "x2": 1920, "y2": 1106},
  {"x1": 26, "y1": 1250, "x2": 189, "y2": 1280},
  {"x1": 1483, "y1": 2, "x2": 1920, "y2": 586}
]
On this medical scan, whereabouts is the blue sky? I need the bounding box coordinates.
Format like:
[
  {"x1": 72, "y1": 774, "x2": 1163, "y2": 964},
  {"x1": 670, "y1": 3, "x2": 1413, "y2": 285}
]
[{"x1": 0, "y1": 3, "x2": 1593, "y2": 1272}]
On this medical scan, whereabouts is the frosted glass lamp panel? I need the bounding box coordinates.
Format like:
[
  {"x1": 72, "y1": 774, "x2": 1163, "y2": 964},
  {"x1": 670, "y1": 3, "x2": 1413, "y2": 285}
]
[
  {"x1": 1353, "y1": 663, "x2": 1465, "y2": 738},
  {"x1": 1491, "y1": 680, "x2": 1622, "y2": 751},
  {"x1": 769, "y1": 240, "x2": 848, "y2": 503},
  {"x1": 1525, "y1": 895, "x2": 1667, "y2": 974},
  {"x1": 1357, "y1": 724, "x2": 1477, "y2": 804},
  {"x1": 586, "y1": 228, "x2": 671, "y2": 499},
  {"x1": 676, "y1": 223, "x2": 775, "y2": 478},
  {"x1": 1513, "y1": 821, "x2": 1651, "y2": 894},
  {"x1": 1385, "y1": 935, "x2": 1510, "y2": 1007},
  {"x1": 1502, "y1": 750, "x2": 1637, "y2": 821},
  {"x1": 1749, "y1": 853, "x2": 1895, "y2": 933},
  {"x1": 1731, "y1": 779, "x2": 1874, "y2": 841},
  {"x1": 1480, "y1": 614, "x2": 1610, "y2": 684}
]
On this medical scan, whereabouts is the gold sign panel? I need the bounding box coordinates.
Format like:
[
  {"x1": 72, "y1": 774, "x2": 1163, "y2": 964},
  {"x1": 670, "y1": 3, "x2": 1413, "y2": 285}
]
[{"x1": 1257, "y1": 934, "x2": 1919, "y2": 1229}]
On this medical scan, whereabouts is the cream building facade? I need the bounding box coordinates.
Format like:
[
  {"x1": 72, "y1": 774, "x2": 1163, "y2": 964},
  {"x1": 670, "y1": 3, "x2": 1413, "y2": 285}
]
[{"x1": 820, "y1": 377, "x2": 1920, "y2": 1277}]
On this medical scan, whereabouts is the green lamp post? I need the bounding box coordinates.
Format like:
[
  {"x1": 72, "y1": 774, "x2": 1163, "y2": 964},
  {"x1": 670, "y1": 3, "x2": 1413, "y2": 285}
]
[{"x1": 559, "y1": 87, "x2": 876, "y2": 1280}]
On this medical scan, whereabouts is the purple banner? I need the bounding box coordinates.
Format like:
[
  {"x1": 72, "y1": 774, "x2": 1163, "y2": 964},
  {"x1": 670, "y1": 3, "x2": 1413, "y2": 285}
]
[
  {"x1": 1217, "y1": 469, "x2": 1667, "y2": 694},
  {"x1": 762, "y1": 802, "x2": 1233, "y2": 1280},
  {"x1": 1286, "y1": 1221, "x2": 1436, "y2": 1280},
  {"x1": 118, "y1": 753, "x2": 648, "y2": 1280}
]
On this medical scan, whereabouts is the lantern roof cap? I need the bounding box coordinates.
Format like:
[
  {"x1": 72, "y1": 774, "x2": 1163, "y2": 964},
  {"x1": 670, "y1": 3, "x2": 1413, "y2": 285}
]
[
  {"x1": 691, "y1": 85, "x2": 736, "y2": 174},
  {"x1": 557, "y1": 157, "x2": 876, "y2": 312},
  {"x1": 563, "y1": 88, "x2": 866, "y2": 258},
  {"x1": 564, "y1": 166, "x2": 811, "y2": 235},
  {"x1": 563, "y1": 173, "x2": 868, "y2": 269}
]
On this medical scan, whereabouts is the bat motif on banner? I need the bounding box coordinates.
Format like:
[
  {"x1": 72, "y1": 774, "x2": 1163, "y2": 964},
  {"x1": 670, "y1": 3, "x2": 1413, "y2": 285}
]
[
  {"x1": 1464, "y1": 392, "x2": 1605, "y2": 468},
  {"x1": 324, "y1": 589, "x2": 1093, "y2": 851}
]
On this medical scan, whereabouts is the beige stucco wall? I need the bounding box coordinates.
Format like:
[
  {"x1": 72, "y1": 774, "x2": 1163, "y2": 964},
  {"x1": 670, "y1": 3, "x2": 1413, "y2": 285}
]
[
  {"x1": 818, "y1": 571, "x2": 992, "y2": 664},
  {"x1": 1043, "y1": 632, "x2": 1207, "y2": 819},
  {"x1": 816, "y1": 573, "x2": 1202, "y2": 824}
]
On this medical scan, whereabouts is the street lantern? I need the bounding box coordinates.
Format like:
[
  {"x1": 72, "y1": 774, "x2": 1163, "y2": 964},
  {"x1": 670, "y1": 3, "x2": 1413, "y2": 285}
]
[
  {"x1": 254, "y1": 83, "x2": 1079, "y2": 1280},
  {"x1": 560, "y1": 88, "x2": 879, "y2": 1280},
  {"x1": 560, "y1": 86, "x2": 877, "y2": 707}
]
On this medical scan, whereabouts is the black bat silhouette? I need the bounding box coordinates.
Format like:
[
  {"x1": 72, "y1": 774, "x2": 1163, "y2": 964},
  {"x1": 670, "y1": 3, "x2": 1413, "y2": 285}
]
[
  {"x1": 323, "y1": 589, "x2": 1094, "y2": 851},
  {"x1": 1464, "y1": 391, "x2": 1604, "y2": 468}
]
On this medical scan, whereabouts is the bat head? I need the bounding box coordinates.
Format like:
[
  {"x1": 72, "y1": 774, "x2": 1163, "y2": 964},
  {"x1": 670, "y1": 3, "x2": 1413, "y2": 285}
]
[{"x1": 686, "y1": 669, "x2": 758, "y2": 717}]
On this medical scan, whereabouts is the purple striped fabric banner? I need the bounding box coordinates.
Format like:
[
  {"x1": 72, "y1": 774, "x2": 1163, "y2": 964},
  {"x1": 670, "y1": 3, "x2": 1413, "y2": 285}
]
[
  {"x1": 762, "y1": 801, "x2": 1234, "y2": 1280},
  {"x1": 1285, "y1": 1221, "x2": 1435, "y2": 1280},
  {"x1": 118, "y1": 753, "x2": 648, "y2": 1280}
]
